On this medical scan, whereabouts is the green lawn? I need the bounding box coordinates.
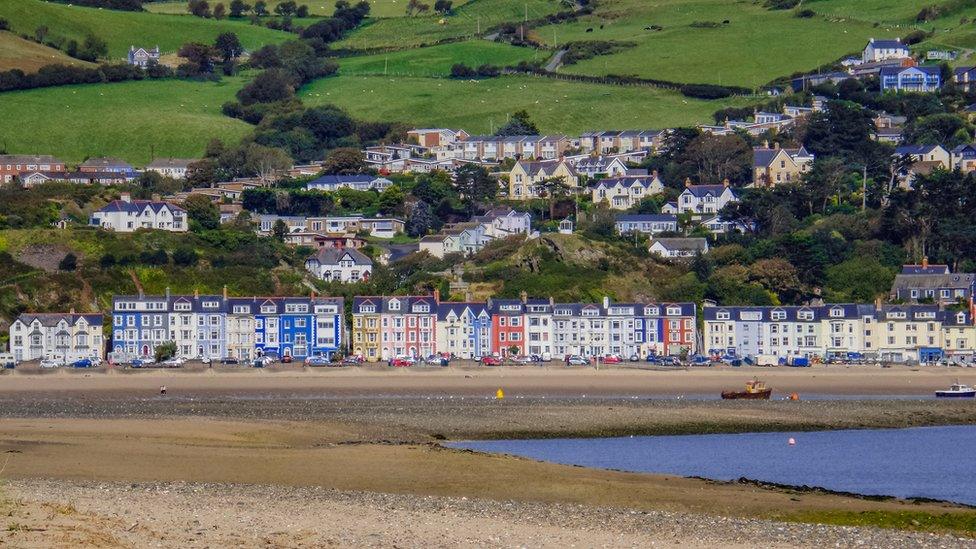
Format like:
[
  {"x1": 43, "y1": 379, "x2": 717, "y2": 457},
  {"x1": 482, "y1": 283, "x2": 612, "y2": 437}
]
[
  {"x1": 301, "y1": 74, "x2": 752, "y2": 134},
  {"x1": 336, "y1": 0, "x2": 563, "y2": 49},
  {"x1": 0, "y1": 78, "x2": 252, "y2": 165},
  {"x1": 339, "y1": 41, "x2": 543, "y2": 77},
  {"x1": 146, "y1": 0, "x2": 473, "y2": 18},
  {"x1": 0, "y1": 0, "x2": 294, "y2": 59},
  {"x1": 531, "y1": 0, "x2": 893, "y2": 87}
]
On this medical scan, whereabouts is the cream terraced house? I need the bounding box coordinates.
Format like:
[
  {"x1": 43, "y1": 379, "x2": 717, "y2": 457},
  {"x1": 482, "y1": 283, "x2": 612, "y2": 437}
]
[
  {"x1": 90, "y1": 195, "x2": 187, "y2": 232},
  {"x1": 8, "y1": 313, "x2": 103, "y2": 362},
  {"x1": 508, "y1": 159, "x2": 579, "y2": 200}
]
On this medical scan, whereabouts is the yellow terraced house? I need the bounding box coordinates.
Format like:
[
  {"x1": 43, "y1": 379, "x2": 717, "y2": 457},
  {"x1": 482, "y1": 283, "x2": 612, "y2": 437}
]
[
  {"x1": 351, "y1": 303, "x2": 382, "y2": 360},
  {"x1": 508, "y1": 159, "x2": 579, "y2": 200}
]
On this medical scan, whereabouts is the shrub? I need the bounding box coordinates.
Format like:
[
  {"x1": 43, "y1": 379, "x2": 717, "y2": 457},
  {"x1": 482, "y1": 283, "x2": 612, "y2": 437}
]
[
  {"x1": 680, "y1": 83, "x2": 734, "y2": 99},
  {"x1": 450, "y1": 63, "x2": 476, "y2": 78},
  {"x1": 764, "y1": 0, "x2": 799, "y2": 9},
  {"x1": 58, "y1": 253, "x2": 77, "y2": 271},
  {"x1": 795, "y1": 8, "x2": 815, "y2": 18}
]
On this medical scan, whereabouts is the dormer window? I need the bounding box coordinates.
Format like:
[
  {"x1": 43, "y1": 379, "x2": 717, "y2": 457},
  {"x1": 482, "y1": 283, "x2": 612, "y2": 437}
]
[
  {"x1": 830, "y1": 308, "x2": 844, "y2": 318},
  {"x1": 770, "y1": 310, "x2": 786, "y2": 321},
  {"x1": 716, "y1": 312, "x2": 730, "y2": 320},
  {"x1": 389, "y1": 300, "x2": 401, "y2": 311},
  {"x1": 666, "y1": 306, "x2": 681, "y2": 316}
]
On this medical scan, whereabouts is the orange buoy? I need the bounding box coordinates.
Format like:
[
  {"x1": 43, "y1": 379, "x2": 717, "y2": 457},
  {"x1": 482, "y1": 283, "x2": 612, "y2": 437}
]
[{"x1": 789, "y1": 392, "x2": 800, "y2": 401}]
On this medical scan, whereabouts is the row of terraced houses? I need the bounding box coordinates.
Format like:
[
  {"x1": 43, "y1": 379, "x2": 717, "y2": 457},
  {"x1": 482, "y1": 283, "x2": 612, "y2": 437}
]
[{"x1": 350, "y1": 293, "x2": 697, "y2": 362}]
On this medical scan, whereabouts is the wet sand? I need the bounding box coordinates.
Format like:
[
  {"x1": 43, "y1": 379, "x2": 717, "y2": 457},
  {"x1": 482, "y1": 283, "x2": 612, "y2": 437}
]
[{"x1": 1, "y1": 366, "x2": 975, "y2": 546}]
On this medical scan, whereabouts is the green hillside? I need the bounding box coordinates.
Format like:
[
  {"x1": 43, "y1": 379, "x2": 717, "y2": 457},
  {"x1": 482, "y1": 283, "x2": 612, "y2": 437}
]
[
  {"x1": 301, "y1": 74, "x2": 751, "y2": 134},
  {"x1": 0, "y1": 31, "x2": 93, "y2": 72},
  {"x1": 336, "y1": 0, "x2": 563, "y2": 49},
  {"x1": 0, "y1": 0, "x2": 294, "y2": 59},
  {"x1": 339, "y1": 40, "x2": 543, "y2": 77},
  {"x1": 146, "y1": 0, "x2": 475, "y2": 18},
  {"x1": 0, "y1": 78, "x2": 252, "y2": 165}
]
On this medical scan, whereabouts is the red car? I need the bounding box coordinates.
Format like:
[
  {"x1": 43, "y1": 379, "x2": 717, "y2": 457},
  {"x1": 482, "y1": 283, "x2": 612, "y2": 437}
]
[
  {"x1": 391, "y1": 357, "x2": 413, "y2": 367},
  {"x1": 602, "y1": 355, "x2": 623, "y2": 364},
  {"x1": 480, "y1": 356, "x2": 502, "y2": 366},
  {"x1": 281, "y1": 355, "x2": 293, "y2": 364}
]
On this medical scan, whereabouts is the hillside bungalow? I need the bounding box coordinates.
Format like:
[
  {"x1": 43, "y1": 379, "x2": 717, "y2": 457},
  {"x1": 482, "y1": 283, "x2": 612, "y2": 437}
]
[
  {"x1": 862, "y1": 38, "x2": 910, "y2": 63},
  {"x1": 407, "y1": 128, "x2": 468, "y2": 148},
  {"x1": 649, "y1": 238, "x2": 709, "y2": 259},
  {"x1": 569, "y1": 155, "x2": 630, "y2": 179},
  {"x1": 676, "y1": 181, "x2": 739, "y2": 217},
  {"x1": 145, "y1": 158, "x2": 195, "y2": 180},
  {"x1": 471, "y1": 207, "x2": 532, "y2": 238},
  {"x1": 78, "y1": 157, "x2": 136, "y2": 176},
  {"x1": 615, "y1": 214, "x2": 678, "y2": 236},
  {"x1": 951, "y1": 143, "x2": 976, "y2": 173},
  {"x1": 590, "y1": 174, "x2": 665, "y2": 210},
  {"x1": 953, "y1": 66, "x2": 976, "y2": 92},
  {"x1": 90, "y1": 195, "x2": 186, "y2": 232},
  {"x1": 508, "y1": 159, "x2": 579, "y2": 200},
  {"x1": 306, "y1": 174, "x2": 393, "y2": 192}
]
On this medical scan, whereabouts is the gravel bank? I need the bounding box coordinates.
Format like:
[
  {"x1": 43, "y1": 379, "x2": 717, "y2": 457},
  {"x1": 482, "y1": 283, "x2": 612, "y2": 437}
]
[{"x1": 4, "y1": 479, "x2": 973, "y2": 548}]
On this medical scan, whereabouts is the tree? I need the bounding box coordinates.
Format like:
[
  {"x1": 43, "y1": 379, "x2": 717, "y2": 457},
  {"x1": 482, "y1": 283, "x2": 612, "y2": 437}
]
[
  {"x1": 188, "y1": 0, "x2": 211, "y2": 16},
  {"x1": 172, "y1": 246, "x2": 199, "y2": 266},
  {"x1": 406, "y1": 200, "x2": 434, "y2": 236},
  {"x1": 58, "y1": 253, "x2": 77, "y2": 271},
  {"x1": 454, "y1": 163, "x2": 495, "y2": 212},
  {"x1": 450, "y1": 63, "x2": 476, "y2": 79},
  {"x1": 274, "y1": 0, "x2": 297, "y2": 15},
  {"x1": 212, "y1": 2, "x2": 226, "y2": 18},
  {"x1": 433, "y1": 0, "x2": 452, "y2": 13},
  {"x1": 154, "y1": 341, "x2": 177, "y2": 362},
  {"x1": 378, "y1": 185, "x2": 405, "y2": 215},
  {"x1": 826, "y1": 257, "x2": 895, "y2": 302},
  {"x1": 236, "y1": 67, "x2": 294, "y2": 105},
  {"x1": 320, "y1": 147, "x2": 366, "y2": 174},
  {"x1": 183, "y1": 195, "x2": 220, "y2": 230},
  {"x1": 244, "y1": 143, "x2": 292, "y2": 185},
  {"x1": 495, "y1": 110, "x2": 540, "y2": 136},
  {"x1": 677, "y1": 134, "x2": 751, "y2": 185},
  {"x1": 214, "y1": 32, "x2": 244, "y2": 65},
  {"x1": 253, "y1": 0, "x2": 267, "y2": 15},
  {"x1": 903, "y1": 113, "x2": 973, "y2": 148},
  {"x1": 272, "y1": 219, "x2": 289, "y2": 241},
  {"x1": 177, "y1": 42, "x2": 218, "y2": 76},
  {"x1": 228, "y1": 0, "x2": 250, "y2": 16},
  {"x1": 747, "y1": 258, "x2": 803, "y2": 302},
  {"x1": 76, "y1": 34, "x2": 108, "y2": 62},
  {"x1": 295, "y1": 4, "x2": 309, "y2": 16},
  {"x1": 534, "y1": 176, "x2": 573, "y2": 220}
]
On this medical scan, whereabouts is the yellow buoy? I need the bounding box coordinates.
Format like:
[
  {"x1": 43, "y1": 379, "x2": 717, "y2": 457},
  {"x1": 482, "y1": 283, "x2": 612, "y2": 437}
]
[{"x1": 496, "y1": 388, "x2": 504, "y2": 399}]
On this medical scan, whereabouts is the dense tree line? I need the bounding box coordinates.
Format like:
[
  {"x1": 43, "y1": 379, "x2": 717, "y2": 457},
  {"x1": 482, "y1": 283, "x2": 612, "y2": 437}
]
[{"x1": 0, "y1": 62, "x2": 172, "y2": 93}]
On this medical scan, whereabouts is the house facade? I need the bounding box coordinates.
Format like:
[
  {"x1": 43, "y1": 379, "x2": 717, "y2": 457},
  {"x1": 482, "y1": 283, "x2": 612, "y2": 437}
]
[
  {"x1": 590, "y1": 174, "x2": 664, "y2": 209},
  {"x1": 614, "y1": 214, "x2": 678, "y2": 236},
  {"x1": 676, "y1": 182, "x2": 739, "y2": 217},
  {"x1": 305, "y1": 248, "x2": 373, "y2": 283},
  {"x1": 508, "y1": 159, "x2": 579, "y2": 200},
  {"x1": 111, "y1": 293, "x2": 343, "y2": 361},
  {"x1": 436, "y1": 302, "x2": 492, "y2": 359},
  {"x1": 471, "y1": 208, "x2": 532, "y2": 238},
  {"x1": 145, "y1": 158, "x2": 195, "y2": 179},
  {"x1": 880, "y1": 66, "x2": 941, "y2": 93},
  {"x1": 889, "y1": 262, "x2": 975, "y2": 305},
  {"x1": 752, "y1": 145, "x2": 814, "y2": 187},
  {"x1": 306, "y1": 175, "x2": 393, "y2": 192},
  {"x1": 90, "y1": 196, "x2": 187, "y2": 232},
  {"x1": 127, "y1": 45, "x2": 160, "y2": 67},
  {"x1": 862, "y1": 38, "x2": 910, "y2": 63},
  {"x1": 351, "y1": 295, "x2": 438, "y2": 361},
  {"x1": 649, "y1": 237, "x2": 709, "y2": 258},
  {"x1": 8, "y1": 313, "x2": 103, "y2": 362},
  {"x1": 0, "y1": 155, "x2": 65, "y2": 184}
]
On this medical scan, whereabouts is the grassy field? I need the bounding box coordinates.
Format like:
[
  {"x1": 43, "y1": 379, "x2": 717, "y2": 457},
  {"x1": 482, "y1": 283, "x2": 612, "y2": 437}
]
[
  {"x1": 531, "y1": 0, "x2": 891, "y2": 88},
  {"x1": 301, "y1": 74, "x2": 751, "y2": 134},
  {"x1": 0, "y1": 31, "x2": 93, "y2": 72},
  {"x1": 336, "y1": 0, "x2": 563, "y2": 49},
  {"x1": 339, "y1": 40, "x2": 542, "y2": 76},
  {"x1": 0, "y1": 78, "x2": 252, "y2": 165},
  {"x1": 0, "y1": 0, "x2": 293, "y2": 59}
]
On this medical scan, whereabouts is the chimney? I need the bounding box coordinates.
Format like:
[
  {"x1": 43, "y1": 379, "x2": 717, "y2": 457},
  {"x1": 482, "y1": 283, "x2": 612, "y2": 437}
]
[
  {"x1": 874, "y1": 297, "x2": 882, "y2": 312},
  {"x1": 223, "y1": 285, "x2": 228, "y2": 300},
  {"x1": 520, "y1": 290, "x2": 527, "y2": 304},
  {"x1": 151, "y1": 193, "x2": 161, "y2": 201},
  {"x1": 69, "y1": 307, "x2": 75, "y2": 314},
  {"x1": 722, "y1": 178, "x2": 730, "y2": 188},
  {"x1": 464, "y1": 290, "x2": 473, "y2": 302},
  {"x1": 193, "y1": 288, "x2": 199, "y2": 299},
  {"x1": 774, "y1": 142, "x2": 780, "y2": 150},
  {"x1": 602, "y1": 296, "x2": 610, "y2": 309},
  {"x1": 762, "y1": 140, "x2": 769, "y2": 149},
  {"x1": 433, "y1": 288, "x2": 440, "y2": 303},
  {"x1": 165, "y1": 286, "x2": 170, "y2": 300},
  {"x1": 922, "y1": 256, "x2": 929, "y2": 269},
  {"x1": 684, "y1": 178, "x2": 692, "y2": 188},
  {"x1": 652, "y1": 169, "x2": 658, "y2": 178},
  {"x1": 120, "y1": 192, "x2": 131, "y2": 203}
]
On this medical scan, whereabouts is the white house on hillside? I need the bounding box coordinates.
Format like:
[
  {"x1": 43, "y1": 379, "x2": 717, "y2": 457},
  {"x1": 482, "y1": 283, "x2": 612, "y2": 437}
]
[
  {"x1": 146, "y1": 158, "x2": 195, "y2": 180},
  {"x1": 862, "y1": 38, "x2": 910, "y2": 63},
  {"x1": 8, "y1": 313, "x2": 103, "y2": 362},
  {"x1": 89, "y1": 194, "x2": 187, "y2": 232},
  {"x1": 472, "y1": 207, "x2": 532, "y2": 238},
  {"x1": 676, "y1": 182, "x2": 739, "y2": 217},
  {"x1": 305, "y1": 248, "x2": 373, "y2": 283},
  {"x1": 649, "y1": 238, "x2": 709, "y2": 258}
]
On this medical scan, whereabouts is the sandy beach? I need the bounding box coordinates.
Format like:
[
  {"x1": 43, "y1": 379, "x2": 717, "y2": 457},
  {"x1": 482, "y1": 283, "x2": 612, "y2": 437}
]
[{"x1": 1, "y1": 365, "x2": 975, "y2": 547}]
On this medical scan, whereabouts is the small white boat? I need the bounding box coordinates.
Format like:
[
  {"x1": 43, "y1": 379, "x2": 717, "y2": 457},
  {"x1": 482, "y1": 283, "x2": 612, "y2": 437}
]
[{"x1": 935, "y1": 382, "x2": 976, "y2": 398}]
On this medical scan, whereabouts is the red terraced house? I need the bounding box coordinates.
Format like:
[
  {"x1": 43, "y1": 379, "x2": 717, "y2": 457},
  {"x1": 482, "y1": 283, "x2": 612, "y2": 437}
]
[{"x1": 488, "y1": 297, "x2": 525, "y2": 356}]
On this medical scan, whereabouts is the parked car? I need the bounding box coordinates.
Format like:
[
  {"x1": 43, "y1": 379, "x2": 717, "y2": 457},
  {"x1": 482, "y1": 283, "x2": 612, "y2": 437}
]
[
  {"x1": 342, "y1": 355, "x2": 363, "y2": 365},
  {"x1": 601, "y1": 354, "x2": 622, "y2": 364},
  {"x1": 629, "y1": 354, "x2": 640, "y2": 362},
  {"x1": 567, "y1": 355, "x2": 590, "y2": 366},
  {"x1": 40, "y1": 358, "x2": 63, "y2": 368},
  {"x1": 480, "y1": 356, "x2": 502, "y2": 366},
  {"x1": 391, "y1": 357, "x2": 413, "y2": 367},
  {"x1": 252, "y1": 356, "x2": 271, "y2": 368},
  {"x1": 161, "y1": 357, "x2": 186, "y2": 367},
  {"x1": 305, "y1": 355, "x2": 331, "y2": 366},
  {"x1": 71, "y1": 358, "x2": 95, "y2": 368},
  {"x1": 280, "y1": 355, "x2": 293, "y2": 364},
  {"x1": 510, "y1": 355, "x2": 533, "y2": 365},
  {"x1": 660, "y1": 356, "x2": 680, "y2": 366},
  {"x1": 130, "y1": 358, "x2": 154, "y2": 368},
  {"x1": 689, "y1": 355, "x2": 710, "y2": 366},
  {"x1": 645, "y1": 354, "x2": 660, "y2": 364},
  {"x1": 0, "y1": 353, "x2": 16, "y2": 369},
  {"x1": 219, "y1": 357, "x2": 240, "y2": 365}
]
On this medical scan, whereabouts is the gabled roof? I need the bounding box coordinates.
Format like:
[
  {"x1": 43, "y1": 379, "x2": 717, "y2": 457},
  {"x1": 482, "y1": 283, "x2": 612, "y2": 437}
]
[
  {"x1": 895, "y1": 144, "x2": 945, "y2": 156},
  {"x1": 79, "y1": 157, "x2": 133, "y2": 169},
  {"x1": 146, "y1": 158, "x2": 195, "y2": 169},
  {"x1": 97, "y1": 200, "x2": 185, "y2": 214},
  {"x1": 437, "y1": 301, "x2": 490, "y2": 320},
  {"x1": 682, "y1": 184, "x2": 733, "y2": 198},
  {"x1": 752, "y1": 146, "x2": 812, "y2": 168},
  {"x1": 15, "y1": 313, "x2": 103, "y2": 327},
  {"x1": 591, "y1": 175, "x2": 661, "y2": 190},
  {"x1": 651, "y1": 237, "x2": 708, "y2": 252},
  {"x1": 615, "y1": 214, "x2": 677, "y2": 223},
  {"x1": 901, "y1": 264, "x2": 950, "y2": 275},
  {"x1": 308, "y1": 247, "x2": 372, "y2": 266},
  {"x1": 0, "y1": 154, "x2": 63, "y2": 165},
  {"x1": 514, "y1": 159, "x2": 576, "y2": 177},
  {"x1": 307, "y1": 174, "x2": 380, "y2": 187},
  {"x1": 866, "y1": 38, "x2": 907, "y2": 50},
  {"x1": 880, "y1": 65, "x2": 941, "y2": 77}
]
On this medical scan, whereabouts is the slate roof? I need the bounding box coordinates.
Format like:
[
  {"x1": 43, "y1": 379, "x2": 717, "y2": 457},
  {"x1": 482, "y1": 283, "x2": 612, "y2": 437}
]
[
  {"x1": 307, "y1": 247, "x2": 372, "y2": 266},
  {"x1": 752, "y1": 146, "x2": 812, "y2": 167},
  {"x1": 516, "y1": 160, "x2": 577, "y2": 177},
  {"x1": 682, "y1": 184, "x2": 733, "y2": 198},
  {"x1": 651, "y1": 237, "x2": 708, "y2": 252},
  {"x1": 97, "y1": 200, "x2": 185, "y2": 214},
  {"x1": 901, "y1": 264, "x2": 950, "y2": 275},
  {"x1": 591, "y1": 176, "x2": 661, "y2": 190},
  {"x1": 79, "y1": 157, "x2": 133, "y2": 169},
  {"x1": 352, "y1": 295, "x2": 438, "y2": 314},
  {"x1": 891, "y1": 272, "x2": 976, "y2": 291},
  {"x1": 436, "y1": 302, "x2": 490, "y2": 320},
  {"x1": 15, "y1": 313, "x2": 102, "y2": 327},
  {"x1": 0, "y1": 154, "x2": 63, "y2": 165},
  {"x1": 867, "y1": 39, "x2": 907, "y2": 50},
  {"x1": 895, "y1": 145, "x2": 944, "y2": 156},
  {"x1": 146, "y1": 158, "x2": 195, "y2": 169},
  {"x1": 615, "y1": 214, "x2": 677, "y2": 223}
]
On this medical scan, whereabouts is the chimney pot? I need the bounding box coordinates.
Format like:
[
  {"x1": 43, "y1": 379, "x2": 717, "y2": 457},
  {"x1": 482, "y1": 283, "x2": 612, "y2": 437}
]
[
  {"x1": 193, "y1": 288, "x2": 199, "y2": 299},
  {"x1": 774, "y1": 142, "x2": 780, "y2": 150},
  {"x1": 723, "y1": 178, "x2": 730, "y2": 188},
  {"x1": 922, "y1": 256, "x2": 929, "y2": 268},
  {"x1": 684, "y1": 178, "x2": 692, "y2": 188},
  {"x1": 433, "y1": 288, "x2": 441, "y2": 303},
  {"x1": 223, "y1": 285, "x2": 228, "y2": 300},
  {"x1": 520, "y1": 291, "x2": 527, "y2": 304}
]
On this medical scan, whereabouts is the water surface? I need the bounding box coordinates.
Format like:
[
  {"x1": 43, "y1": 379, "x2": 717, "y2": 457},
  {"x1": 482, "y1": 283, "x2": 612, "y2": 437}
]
[{"x1": 452, "y1": 426, "x2": 976, "y2": 505}]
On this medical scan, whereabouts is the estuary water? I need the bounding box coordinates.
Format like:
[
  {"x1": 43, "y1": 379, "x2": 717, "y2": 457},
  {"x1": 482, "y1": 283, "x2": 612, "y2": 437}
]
[{"x1": 452, "y1": 425, "x2": 976, "y2": 505}]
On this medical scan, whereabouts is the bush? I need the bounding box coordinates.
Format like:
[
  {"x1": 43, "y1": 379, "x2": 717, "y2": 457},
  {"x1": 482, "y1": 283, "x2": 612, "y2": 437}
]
[
  {"x1": 795, "y1": 8, "x2": 815, "y2": 18},
  {"x1": 450, "y1": 63, "x2": 476, "y2": 78},
  {"x1": 173, "y1": 246, "x2": 199, "y2": 266},
  {"x1": 58, "y1": 253, "x2": 78, "y2": 271},
  {"x1": 680, "y1": 83, "x2": 734, "y2": 99},
  {"x1": 764, "y1": 0, "x2": 799, "y2": 9}
]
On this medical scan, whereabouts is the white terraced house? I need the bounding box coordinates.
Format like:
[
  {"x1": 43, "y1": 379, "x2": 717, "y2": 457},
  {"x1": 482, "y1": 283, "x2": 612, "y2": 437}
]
[
  {"x1": 8, "y1": 313, "x2": 103, "y2": 362},
  {"x1": 90, "y1": 194, "x2": 186, "y2": 232}
]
